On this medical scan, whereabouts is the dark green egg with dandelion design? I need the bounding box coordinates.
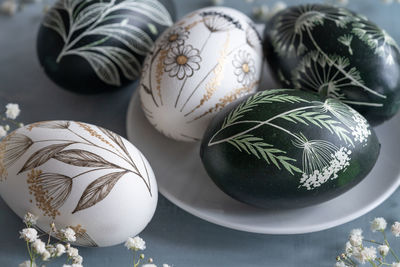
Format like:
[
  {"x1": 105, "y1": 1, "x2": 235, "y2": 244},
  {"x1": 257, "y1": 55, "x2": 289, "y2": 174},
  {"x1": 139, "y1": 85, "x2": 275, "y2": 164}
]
[
  {"x1": 263, "y1": 4, "x2": 400, "y2": 126},
  {"x1": 200, "y1": 89, "x2": 380, "y2": 209},
  {"x1": 37, "y1": 0, "x2": 175, "y2": 94}
]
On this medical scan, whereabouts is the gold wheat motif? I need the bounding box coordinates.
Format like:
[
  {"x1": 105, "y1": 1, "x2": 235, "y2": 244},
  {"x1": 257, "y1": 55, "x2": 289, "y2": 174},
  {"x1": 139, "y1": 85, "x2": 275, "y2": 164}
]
[
  {"x1": 187, "y1": 33, "x2": 230, "y2": 116},
  {"x1": 156, "y1": 49, "x2": 168, "y2": 105}
]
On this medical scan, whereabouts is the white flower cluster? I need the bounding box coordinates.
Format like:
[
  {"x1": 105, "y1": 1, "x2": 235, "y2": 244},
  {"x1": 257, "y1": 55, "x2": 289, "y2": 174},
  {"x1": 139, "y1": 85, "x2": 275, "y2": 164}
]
[
  {"x1": 299, "y1": 147, "x2": 351, "y2": 190},
  {"x1": 19, "y1": 213, "x2": 83, "y2": 267},
  {"x1": 125, "y1": 236, "x2": 146, "y2": 251},
  {"x1": 124, "y1": 236, "x2": 172, "y2": 267},
  {"x1": 349, "y1": 112, "x2": 371, "y2": 144},
  {"x1": 0, "y1": 103, "x2": 22, "y2": 138},
  {"x1": 336, "y1": 217, "x2": 400, "y2": 267}
]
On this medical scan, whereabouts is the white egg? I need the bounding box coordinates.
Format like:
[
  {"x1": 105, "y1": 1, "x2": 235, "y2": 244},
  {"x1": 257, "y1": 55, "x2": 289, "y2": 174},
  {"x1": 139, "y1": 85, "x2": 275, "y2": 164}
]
[
  {"x1": 0, "y1": 121, "x2": 157, "y2": 247},
  {"x1": 139, "y1": 7, "x2": 263, "y2": 142}
]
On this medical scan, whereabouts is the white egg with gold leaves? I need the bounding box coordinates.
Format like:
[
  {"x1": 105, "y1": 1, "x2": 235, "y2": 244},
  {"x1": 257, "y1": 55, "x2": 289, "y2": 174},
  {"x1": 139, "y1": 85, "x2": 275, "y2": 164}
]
[
  {"x1": 0, "y1": 121, "x2": 157, "y2": 247},
  {"x1": 139, "y1": 7, "x2": 263, "y2": 142}
]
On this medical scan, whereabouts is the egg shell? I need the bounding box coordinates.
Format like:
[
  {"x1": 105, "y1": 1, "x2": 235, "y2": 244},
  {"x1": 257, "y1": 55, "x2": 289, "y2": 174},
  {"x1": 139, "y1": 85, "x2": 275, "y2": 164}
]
[
  {"x1": 200, "y1": 89, "x2": 380, "y2": 209},
  {"x1": 139, "y1": 6, "x2": 263, "y2": 142},
  {"x1": 0, "y1": 121, "x2": 157, "y2": 247},
  {"x1": 263, "y1": 4, "x2": 400, "y2": 126},
  {"x1": 37, "y1": 0, "x2": 175, "y2": 94}
]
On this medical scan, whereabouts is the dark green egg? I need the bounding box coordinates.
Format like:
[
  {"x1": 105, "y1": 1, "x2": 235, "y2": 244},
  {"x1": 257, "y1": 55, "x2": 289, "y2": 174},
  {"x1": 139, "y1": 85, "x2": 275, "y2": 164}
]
[
  {"x1": 263, "y1": 4, "x2": 400, "y2": 126},
  {"x1": 37, "y1": 0, "x2": 175, "y2": 94},
  {"x1": 200, "y1": 89, "x2": 380, "y2": 209}
]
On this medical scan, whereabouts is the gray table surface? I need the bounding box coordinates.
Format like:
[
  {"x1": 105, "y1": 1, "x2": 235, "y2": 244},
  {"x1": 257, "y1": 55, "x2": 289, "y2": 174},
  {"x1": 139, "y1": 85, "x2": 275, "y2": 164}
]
[{"x1": 1, "y1": 0, "x2": 400, "y2": 266}]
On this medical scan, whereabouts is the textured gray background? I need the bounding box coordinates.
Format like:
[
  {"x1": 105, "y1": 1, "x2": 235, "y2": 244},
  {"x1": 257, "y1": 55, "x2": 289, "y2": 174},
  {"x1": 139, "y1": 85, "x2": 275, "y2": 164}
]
[{"x1": 1, "y1": 0, "x2": 400, "y2": 266}]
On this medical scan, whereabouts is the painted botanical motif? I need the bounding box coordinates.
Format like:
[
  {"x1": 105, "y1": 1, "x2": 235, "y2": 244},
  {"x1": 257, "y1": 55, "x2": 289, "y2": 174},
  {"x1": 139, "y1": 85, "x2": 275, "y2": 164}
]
[
  {"x1": 232, "y1": 50, "x2": 256, "y2": 87},
  {"x1": 43, "y1": 0, "x2": 173, "y2": 86},
  {"x1": 352, "y1": 17, "x2": 400, "y2": 65},
  {"x1": 164, "y1": 44, "x2": 201, "y2": 79},
  {"x1": 269, "y1": 4, "x2": 399, "y2": 108},
  {"x1": 208, "y1": 89, "x2": 372, "y2": 190},
  {"x1": 0, "y1": 121, "x2": 152, "y2": 219},
  {"x1": 140, "y1": 7, "x2": 262, "y2": 141}
]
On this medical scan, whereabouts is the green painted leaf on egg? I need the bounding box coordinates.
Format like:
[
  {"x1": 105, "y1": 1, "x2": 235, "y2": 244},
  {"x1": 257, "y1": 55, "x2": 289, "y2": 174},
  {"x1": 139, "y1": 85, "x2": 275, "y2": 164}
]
[{"x1": 200, "y1": 89, "x2": 380, "y2": 209}]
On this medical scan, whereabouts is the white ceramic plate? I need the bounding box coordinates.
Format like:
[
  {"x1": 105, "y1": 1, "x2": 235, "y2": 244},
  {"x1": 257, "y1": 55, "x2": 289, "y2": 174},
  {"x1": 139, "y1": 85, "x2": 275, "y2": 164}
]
[{"x1": 126, "y1": 64, "x2": 400, "y2": 234}]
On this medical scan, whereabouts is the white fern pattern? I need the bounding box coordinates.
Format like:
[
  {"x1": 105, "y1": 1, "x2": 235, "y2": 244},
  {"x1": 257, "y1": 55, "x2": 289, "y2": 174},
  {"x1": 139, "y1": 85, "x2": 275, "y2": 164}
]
[
  {"x1": 42, "y1": 0, "x2": 173, "y2": 86},
  {"x1": 269, "y1": 4, "x2": 389, "y2": 108},
  {"x1": 208, "y1": 90, "x2": 371, "y2": 190}
]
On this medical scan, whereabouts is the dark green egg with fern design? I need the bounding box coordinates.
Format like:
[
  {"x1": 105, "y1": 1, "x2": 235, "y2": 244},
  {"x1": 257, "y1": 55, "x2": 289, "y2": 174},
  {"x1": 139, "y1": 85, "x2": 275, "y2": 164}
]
[
  {"x1": 200, "y1": 89, "x2": 380, "y2": 209},
  {"x1": 263, "y1": 4, "x2": 400, "y2": 126},
  {"x1": 37, "y1": 0, "x2": 175, "y2": 94}
]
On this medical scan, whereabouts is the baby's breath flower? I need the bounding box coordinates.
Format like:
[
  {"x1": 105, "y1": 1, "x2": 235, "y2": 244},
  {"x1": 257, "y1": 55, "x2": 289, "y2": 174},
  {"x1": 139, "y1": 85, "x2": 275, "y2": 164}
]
[
  {"x1": 270, "y1": 1, "x2": 287, "y2": 16},
  {"x1": 142, "y1": 264, "x2": 157, "y2": 267},
  {"x1": 0, "y1": 0, "x2": 18, "y2": 16},
  {"x1": 371, "y1": 217, "x2": 387, "y2": 232},
  {"x1": 350, "y1": 228, "x2": 363, "y2": 236},
  {"x1": 353, "y1": 246, "x2": 377, "y2": 264},
  {"x1": 73, "y1": 255, "x2": 83, "y2": 264},
  {"x1": 253, "y1": 5, "x2": 269, "y2": 20},
  {"x1": 335, "y1": 261, "x2": 347, "y2": 267},
  {"x1": 345, "y1": 241, "x2": 353, "y2": 256},
  {"x1": 393, "y1": 263, "x2": 400, "y2": 267},
  {"x1": 60, "y1": 227, "x2": 76, "y2": 242},
  {"x1": 19, "y1": 228, "x2": 38, "y2": 242},
  {"x1": 32, "y1": 239, "x2": 47, "y2": 254},
  {"x1": 392, "y1": 222, "x2": 400, "y2": 237},
  {"x1": 125, "y1": 236, "x2": 146, "y2": 251},
  {"x1": 378, "y1": 244, "x2": 390, "y2": 256},
  {"x1": 4, "y1": 124, "x2": 10, "y2": 131},
  {"x1": 55, "y1": 243, "x2": 66, "y2": 257},
  {"x1": 42, "y1": 249, "x2": 51, "y2": 261},
  {"x1": 23, "y1": 212, "x2": 38, "y2": 226},
  {"x1": 19, "y1": 261, "x2": 36, "y2": 267},
  {"x1": 0, "y1": 126, "x2": 7, "y2": 138},
  {"x1": 67, "y1": 246, "x2": 79, "y2": 258},
  {"x1": 5, "y1": 103, "x2": 20, "y2": 119},
  {"x1": 349, "y1": 229, "x2": 363, "y2": 247}
]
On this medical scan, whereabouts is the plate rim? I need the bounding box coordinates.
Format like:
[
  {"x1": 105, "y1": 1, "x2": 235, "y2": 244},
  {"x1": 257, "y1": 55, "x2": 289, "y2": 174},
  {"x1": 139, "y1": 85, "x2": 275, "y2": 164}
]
[{"x1": 126, "y1": 89, "x2": 400, "y2": 235}]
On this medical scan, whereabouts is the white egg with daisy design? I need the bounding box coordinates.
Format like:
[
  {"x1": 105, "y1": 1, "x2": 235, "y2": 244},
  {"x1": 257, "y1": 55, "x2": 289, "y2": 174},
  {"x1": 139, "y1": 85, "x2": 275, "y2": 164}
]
[{"x1": 139, "y1": 7, "x2": 263, "y2": 142}]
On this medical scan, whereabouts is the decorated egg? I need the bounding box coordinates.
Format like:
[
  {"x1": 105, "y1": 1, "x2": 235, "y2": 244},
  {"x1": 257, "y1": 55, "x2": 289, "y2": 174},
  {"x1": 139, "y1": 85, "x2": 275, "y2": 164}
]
[
  {"x1": 0, "y1": 121, "x2": 157, "y2": 247},
  {"x1": 37, "y1": 0, "x2": 175, "y2": 94},
  {"x1": 200, "y1": 89, "x2": 380, "y2": 209},
  {"x1": 139, "y1": 7, "x2": 263, "y2": 142},
  {"x1": 263, "y1": 4, "x2": 400, "y2": 125}
]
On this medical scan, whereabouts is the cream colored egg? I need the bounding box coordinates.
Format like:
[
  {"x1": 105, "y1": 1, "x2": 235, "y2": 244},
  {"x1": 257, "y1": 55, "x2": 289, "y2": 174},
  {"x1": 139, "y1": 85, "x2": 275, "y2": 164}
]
[
  {"x1": 0, "y1": 121, "x2": 157, "y2": 247},
  {"x1": 139, "y1": 7, "x2": 263, "y2": 142}
]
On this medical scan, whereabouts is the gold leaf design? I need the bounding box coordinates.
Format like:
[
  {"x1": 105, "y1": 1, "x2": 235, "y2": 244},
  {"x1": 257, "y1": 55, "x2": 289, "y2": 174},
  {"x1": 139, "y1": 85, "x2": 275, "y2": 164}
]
[
  {"x1": 98, "y1": 127, "x2": 130, "y2": 158},
  {"x1": 76, "y1": 122, "x2": 115, "y2": 149},
  {"x1": 27, "y1": 170, "x2": 72, "y2": 219},
  {"x1": 189, "y1": 80, "x2": 259, "y2": 122},
  {"x1": 54, "y1": 149, "x2": 118, "y2": 168},
  {"x1": 19, "y1": 143, "x2": 73, "y2": 174},
  {"x1": 155, "y1": 49, "x2": 168, "y2": 105},
  {"x1": 0, "y1": 133, "x2": 33, "y2": 180},
  {"x1": 186, "y1": 33, "x2": 230, "y2": 116},
  {"x1": 72, "y1": 171, "x2": 128, "y2": 213}
]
